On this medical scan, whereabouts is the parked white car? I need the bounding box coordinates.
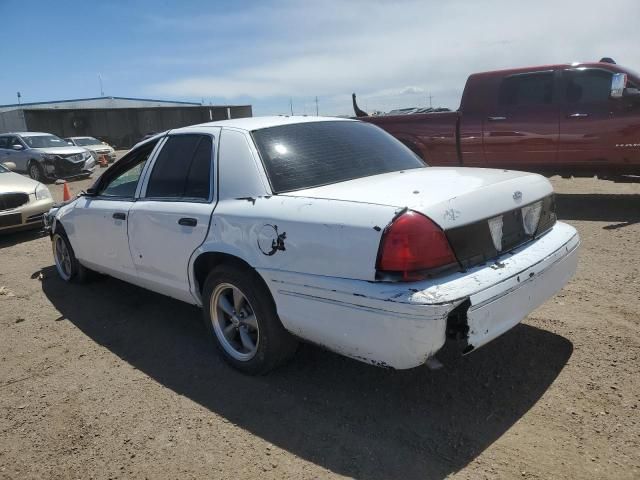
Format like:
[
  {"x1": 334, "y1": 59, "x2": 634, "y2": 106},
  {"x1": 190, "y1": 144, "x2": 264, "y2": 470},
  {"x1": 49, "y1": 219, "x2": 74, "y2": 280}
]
[
  {"x1": 64, "y1": 137, "x2": 117, "y2": 163},
  {"x1": 45, "y1": 117, "x2": 579, "y2": 374}
]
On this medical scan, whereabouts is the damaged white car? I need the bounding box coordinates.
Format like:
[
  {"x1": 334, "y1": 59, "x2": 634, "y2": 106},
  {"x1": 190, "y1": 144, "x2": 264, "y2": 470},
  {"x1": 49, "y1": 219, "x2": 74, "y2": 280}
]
[{"x1": 45, "y1": 117, "x2": 579, "y2": 374}]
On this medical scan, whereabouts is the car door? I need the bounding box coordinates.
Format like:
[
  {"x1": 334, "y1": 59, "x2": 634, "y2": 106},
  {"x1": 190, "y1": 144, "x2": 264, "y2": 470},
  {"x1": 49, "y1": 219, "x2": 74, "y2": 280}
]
[
  {"x1": 0, "y1": 136, "x2": 11, "y2": 169},
  {"x1": 483, "y1": 70, "x2": 560, "y2": 170},
  {"x1": 559, "y1": 67, "x2": 640, "y2": 174},
  {"x1": 127, "y1": 131, "x2": 218, "y2": 303},
  {"x1": 67, "y1": 140, "x2": 160, "y2": 281},
  {"x1": 3, "y1": 136, "x2": 29, "y2": 172}
]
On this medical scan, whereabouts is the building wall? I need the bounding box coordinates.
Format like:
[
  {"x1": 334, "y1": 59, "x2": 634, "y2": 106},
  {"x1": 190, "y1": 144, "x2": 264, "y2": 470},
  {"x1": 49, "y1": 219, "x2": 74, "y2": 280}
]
[
  {"x1": 0, "y1": 109, "x2": 27, "y2": 132},
  {"x1": 22, "y1": 105, "x2": 252, "y2": 148},
  {"x1": 0, "y1": 97, "x2": 201, "y2": 113}
]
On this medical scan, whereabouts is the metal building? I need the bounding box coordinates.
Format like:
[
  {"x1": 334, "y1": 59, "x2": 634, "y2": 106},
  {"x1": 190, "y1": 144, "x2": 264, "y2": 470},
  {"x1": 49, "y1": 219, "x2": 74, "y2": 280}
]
[{"x1": 0, "y1": 97, "x2": 252, "y2": 148}]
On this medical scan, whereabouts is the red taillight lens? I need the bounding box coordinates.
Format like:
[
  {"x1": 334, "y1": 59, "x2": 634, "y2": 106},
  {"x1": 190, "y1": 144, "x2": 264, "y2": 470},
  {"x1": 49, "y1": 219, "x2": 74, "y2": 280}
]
[{"x1": 376, "y1": 210, "x2": 458, "y2": 281}]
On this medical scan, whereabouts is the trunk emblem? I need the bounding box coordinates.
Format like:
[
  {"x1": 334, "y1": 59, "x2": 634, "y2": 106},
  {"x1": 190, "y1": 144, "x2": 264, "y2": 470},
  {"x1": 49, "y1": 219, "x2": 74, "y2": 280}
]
[
  {"x1": 513, "y1": 191, "x2": 523, "y2": 201},
  {"x1": 488, "y1": 215, "x2": 504, "y2": 252}
]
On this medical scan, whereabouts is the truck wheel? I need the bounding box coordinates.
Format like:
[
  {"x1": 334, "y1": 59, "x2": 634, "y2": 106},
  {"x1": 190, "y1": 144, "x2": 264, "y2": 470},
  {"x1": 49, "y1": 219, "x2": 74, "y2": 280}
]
[
  {"x1": 52, "y1": 231, "x2": 90, "y2": 283},
  {"x1": 202, "y1": 264, "x2": 298, "y2": 374},
  {"x1": 28, "y1": 161, "x2": 44, "y2": 182}
]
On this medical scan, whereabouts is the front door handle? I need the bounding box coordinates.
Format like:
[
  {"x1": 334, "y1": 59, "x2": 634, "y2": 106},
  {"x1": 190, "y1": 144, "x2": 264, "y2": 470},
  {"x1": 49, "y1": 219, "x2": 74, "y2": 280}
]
[
  {"x1": 178, "y1": 217, "x2": 197, "y2": 227},
  {"x1": 567, "y1": 113, "x2": 589, "y2": 118},
  {"x1": 112, "y1": 212, "x2": 126, "y2": 220},
  {"x1": 487, "y1": 116, "x2": 507, "y2": 121}
]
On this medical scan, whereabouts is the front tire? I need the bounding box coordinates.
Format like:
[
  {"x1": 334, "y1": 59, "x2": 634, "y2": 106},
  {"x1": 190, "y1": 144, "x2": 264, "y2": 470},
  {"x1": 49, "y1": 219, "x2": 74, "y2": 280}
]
[
  {"x1": 202, "y1": 264, "x2": 298, "y2": 374},
  {"x1": 52, "y1": 231, "x2": 90, "y2": 283},
  {"x1": 28, "y1": 161, "x2": 44, "y2": 182}
]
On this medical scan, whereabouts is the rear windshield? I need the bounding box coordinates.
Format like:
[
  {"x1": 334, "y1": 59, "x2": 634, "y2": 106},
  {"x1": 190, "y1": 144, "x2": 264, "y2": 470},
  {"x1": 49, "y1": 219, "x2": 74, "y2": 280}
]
[{"x1": 252, "y1": 121, "x2": 425, "y2": 193}]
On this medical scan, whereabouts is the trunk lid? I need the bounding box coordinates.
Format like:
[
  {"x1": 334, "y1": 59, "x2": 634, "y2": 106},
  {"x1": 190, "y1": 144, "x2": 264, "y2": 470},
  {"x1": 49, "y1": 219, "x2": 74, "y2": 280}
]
[{"x1": 285, "y1": 167, "x2": 553, "y2": 229}]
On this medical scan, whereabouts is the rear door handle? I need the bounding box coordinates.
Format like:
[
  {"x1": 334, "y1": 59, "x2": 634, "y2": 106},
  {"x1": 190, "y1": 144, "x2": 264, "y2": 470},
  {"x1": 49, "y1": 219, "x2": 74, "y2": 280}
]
[
  {"x1": 567, "y1": 113, "x2": 589, "y2": 118},
  {"x1": 112, "y1": 212, "x2": 126, "y2": 220},
  {"x1": 487, "y1": 116, "x2": 507, "y2": 121},
  {"x1": 178, "y1": 217, "x2": 197, "y2": 227}
]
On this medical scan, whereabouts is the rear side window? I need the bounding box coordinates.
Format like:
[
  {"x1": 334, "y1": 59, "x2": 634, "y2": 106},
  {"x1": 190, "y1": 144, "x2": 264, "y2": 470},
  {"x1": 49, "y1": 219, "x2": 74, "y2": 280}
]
[
  {"x1": 0, "y1": 137, "x2": 9, "y2": 149},
  {"x1": 499, "y1": 71, "x2": 554, "y2": 106},
  {"x1": 146, "y1": 134, "x2": 213, "y2": 200},
  {"x1": 564, "y1": 69, "x2": 613, "y2": 104},
  {"x1": 252, "y1": 121, "x2": 424, "y2": 193}
]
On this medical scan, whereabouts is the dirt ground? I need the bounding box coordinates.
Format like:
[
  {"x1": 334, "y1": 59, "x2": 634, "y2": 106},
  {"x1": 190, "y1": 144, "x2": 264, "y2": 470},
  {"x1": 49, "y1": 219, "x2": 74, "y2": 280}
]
[{"x1": 0, "y1": 167, "x2": 638, "y2": 479}]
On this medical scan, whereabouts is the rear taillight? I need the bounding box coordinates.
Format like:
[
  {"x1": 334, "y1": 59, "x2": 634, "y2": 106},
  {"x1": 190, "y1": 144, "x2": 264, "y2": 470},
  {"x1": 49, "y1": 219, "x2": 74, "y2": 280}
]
[{"x1": 376, "y1": 210, "x2": 459, "y2": 281}]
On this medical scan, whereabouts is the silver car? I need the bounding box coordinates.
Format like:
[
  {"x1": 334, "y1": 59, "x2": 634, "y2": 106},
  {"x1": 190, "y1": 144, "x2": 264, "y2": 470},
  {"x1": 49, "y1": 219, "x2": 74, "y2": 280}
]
[
  {"x1": 65, "y1": 136, "x2": 117, "y2": 163},
  {"x1": 0, "y1": 132, "x2": 96, "y2": 182}
]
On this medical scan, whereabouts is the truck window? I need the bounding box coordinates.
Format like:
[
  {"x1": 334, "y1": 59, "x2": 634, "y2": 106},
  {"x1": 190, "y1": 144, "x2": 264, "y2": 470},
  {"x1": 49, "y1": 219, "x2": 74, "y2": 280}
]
[
  {"x1": 564, "y1": 69, "x2": 613, "y2": 104},
  {"x1": 146, "y1": 134, "x2": 213, "y2": 201},
  {"x1": 499, "y1": 71, "x2": 554, "y2": 107}
]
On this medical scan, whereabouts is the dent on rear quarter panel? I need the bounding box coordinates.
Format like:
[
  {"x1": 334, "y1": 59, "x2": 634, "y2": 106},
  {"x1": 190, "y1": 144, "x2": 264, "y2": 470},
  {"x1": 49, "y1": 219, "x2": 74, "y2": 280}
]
[{"x1": 200, "y1": 195, "x2": 397, "y2": 281}]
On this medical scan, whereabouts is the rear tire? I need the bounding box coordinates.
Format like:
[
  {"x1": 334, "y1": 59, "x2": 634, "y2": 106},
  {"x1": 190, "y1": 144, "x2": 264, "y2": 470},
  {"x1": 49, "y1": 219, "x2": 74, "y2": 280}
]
[{"x1": 202, "y1": 264, "x2": 298, "y2": 374}]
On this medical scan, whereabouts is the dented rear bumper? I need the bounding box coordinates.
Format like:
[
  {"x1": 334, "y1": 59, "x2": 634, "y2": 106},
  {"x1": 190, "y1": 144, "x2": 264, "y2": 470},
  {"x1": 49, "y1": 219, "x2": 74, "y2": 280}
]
[{"x1": 261, "y1": 221, "x2": 579, "y2": 369}]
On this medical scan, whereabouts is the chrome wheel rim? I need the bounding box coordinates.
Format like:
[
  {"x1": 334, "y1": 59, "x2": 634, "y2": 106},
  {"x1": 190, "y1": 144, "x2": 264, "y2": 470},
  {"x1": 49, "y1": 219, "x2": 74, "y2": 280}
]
[
  {"x1": 52, "y1": 234, "x2": 72, "y2": 281},
  {"x1": 210, "y1": 283, "x2": 259, "y2": 361},
  {"x1": 29, "y1": 164, "x2": 40, "y2": 180}
]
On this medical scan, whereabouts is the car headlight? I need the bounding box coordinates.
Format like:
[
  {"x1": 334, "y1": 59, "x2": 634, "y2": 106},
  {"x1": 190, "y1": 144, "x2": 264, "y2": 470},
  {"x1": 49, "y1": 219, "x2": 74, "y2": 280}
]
[{"x1": 35, "y1": 183, "x2": 52, "y2": 201}]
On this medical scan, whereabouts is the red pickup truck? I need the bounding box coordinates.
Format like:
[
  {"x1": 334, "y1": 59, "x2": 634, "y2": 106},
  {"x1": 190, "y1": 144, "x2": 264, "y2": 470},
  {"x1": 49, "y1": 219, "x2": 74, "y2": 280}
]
[{"x1": 354, "y1": 59, "x2": 640, "y2": 176}]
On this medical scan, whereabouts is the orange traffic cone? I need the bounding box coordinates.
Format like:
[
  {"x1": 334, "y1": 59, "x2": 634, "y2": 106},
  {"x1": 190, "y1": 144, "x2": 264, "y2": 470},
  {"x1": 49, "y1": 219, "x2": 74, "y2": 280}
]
[
  {"x1": 99, "y1": 155, "x2": 108, "y2": 167},
  {"x1": 62, "y1": 182, "x2": 71, "y2": 201}
]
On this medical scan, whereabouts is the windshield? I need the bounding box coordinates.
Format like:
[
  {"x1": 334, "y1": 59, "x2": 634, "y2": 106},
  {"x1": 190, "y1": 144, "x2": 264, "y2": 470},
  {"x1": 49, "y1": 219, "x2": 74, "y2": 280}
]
[
  {"x1": 252, "y1": 121, "x2": 425, "y2": 193},
  {"x1": 23, "y1": 135, "x2": 70, "y2": 149},
  {"x1": 73, "y1": 137, "x2": 101, "y2": 146}
]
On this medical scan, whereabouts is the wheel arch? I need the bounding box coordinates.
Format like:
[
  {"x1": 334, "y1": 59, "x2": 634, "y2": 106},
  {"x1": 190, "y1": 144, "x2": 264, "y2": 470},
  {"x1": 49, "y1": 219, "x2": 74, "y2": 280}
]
[{"x1": 192, "y1": 250, "x2": 267, "y2": 299}]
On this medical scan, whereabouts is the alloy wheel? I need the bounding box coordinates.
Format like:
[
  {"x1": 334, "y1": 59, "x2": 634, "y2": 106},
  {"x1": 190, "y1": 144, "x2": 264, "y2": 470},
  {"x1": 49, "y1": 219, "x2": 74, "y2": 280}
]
[{"x1": 210, "y1": 283, "x2": 259, "y2": 361}]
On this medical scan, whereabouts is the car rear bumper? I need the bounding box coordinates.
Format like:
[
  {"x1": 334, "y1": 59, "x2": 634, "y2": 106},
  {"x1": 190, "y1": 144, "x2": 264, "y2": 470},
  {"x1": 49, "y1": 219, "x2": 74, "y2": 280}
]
[
  {"x1": 260, "y1": 221, "x2": 579, "y2": 369},
  {"x1": 0, "y1": 198, "x2": 55, "y2": 233}
]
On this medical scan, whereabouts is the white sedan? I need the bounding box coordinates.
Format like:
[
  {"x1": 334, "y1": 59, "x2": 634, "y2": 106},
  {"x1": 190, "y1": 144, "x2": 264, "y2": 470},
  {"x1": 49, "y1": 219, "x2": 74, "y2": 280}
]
[{"x1": 46, "y1": 116, "x2": 579, "y2": 374}]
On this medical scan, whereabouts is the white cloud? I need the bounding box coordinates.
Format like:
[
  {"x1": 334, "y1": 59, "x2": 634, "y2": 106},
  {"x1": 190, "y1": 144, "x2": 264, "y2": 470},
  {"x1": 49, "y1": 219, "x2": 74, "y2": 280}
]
[{"x1": 145, "y1": 0, "x2": 640, "y2": 115}]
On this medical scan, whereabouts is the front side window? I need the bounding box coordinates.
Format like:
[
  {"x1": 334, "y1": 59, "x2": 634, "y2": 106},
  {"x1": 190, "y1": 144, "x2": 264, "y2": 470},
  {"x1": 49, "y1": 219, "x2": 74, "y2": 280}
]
[
  {"x1": 564, "y1": 69, "x2": 613, "y2": 104},
  {"x1": 99, "y1": 142, "x2": 157, "y2": 198},
  {"x1": 145, "y1": 134, "x2": 213, "y2": 200},
  {"x1": 499, "y1": 71, "x2": 554, "y2": 107},
  {"x1": 0, "y1": 137, "x2": 10, "y2": 149},
  {"x1": 252, "y1": 121, "x2": 425, "y2": 193}
]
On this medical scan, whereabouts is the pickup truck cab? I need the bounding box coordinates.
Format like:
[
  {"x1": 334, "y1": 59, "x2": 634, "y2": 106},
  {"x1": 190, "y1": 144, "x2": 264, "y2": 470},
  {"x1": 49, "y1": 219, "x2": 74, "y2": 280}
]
[{"x1": 356, "y1": 59, "x2": 640, "y2": 176}]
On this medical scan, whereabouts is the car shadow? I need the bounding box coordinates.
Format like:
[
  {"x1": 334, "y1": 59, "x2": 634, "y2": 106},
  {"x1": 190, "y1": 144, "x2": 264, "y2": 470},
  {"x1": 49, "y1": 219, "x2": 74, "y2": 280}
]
[
  {"x1": 0, "y1": 228, "x2": 47, "y2": 249},
  {"x1": 555, "y1": 193, "x2": 640, "y2": 229},
  {"x1": 41, "y1": 266, "x2": 572, "y2": 479}
]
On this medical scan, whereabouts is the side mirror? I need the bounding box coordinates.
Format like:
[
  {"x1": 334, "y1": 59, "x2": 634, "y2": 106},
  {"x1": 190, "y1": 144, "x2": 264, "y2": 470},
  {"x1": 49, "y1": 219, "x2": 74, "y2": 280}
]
[
  {"x1": 12, "y1": 144, "x2": 24, "y2": 151},
  {"x1": 610, "y1": 72, "x2": 627, "y2": 98},
  {"x1": 85, "y1": 187, "x2": 98, "y2": 196},
  {"x1": 3, "y1": 161, "x2": 17, "y2": 170}
]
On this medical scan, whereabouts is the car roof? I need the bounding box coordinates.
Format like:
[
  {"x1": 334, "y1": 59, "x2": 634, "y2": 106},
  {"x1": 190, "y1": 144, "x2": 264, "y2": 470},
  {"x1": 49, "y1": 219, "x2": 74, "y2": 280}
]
[{"x1": 171, "y1": 115, "x2": 356, "y2": 134}]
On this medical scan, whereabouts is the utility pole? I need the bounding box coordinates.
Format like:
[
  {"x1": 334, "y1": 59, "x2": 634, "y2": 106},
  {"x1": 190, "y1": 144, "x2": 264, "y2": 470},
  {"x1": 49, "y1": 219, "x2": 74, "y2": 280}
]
[
  {"x1": 315, "y1": 96, "x2": 319, "y2": 116},
  {"x1": 428, "y1": 92, "x2": 433, "y2": 109},
  {"x1": 289, "y1": 98, "x2": 294, "y2": 116},
  {"x1": 16, "y1": 92, "x2": 21, "y2": 105},
  {"x1": 98, "y1": 74, "x2": 104, "y2": 97}
]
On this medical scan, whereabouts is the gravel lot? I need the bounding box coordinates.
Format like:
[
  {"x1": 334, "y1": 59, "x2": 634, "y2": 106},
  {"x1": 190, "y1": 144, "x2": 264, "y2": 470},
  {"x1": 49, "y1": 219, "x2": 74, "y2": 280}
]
[{"x1": 0, "y1": 165, "x2": 638, "y2": 479}]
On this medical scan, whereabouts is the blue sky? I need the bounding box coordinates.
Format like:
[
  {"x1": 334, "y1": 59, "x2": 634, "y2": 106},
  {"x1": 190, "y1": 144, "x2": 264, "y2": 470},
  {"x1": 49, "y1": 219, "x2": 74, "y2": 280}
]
[{"x1": 2, "y1": 0, "x2": 639, "y2": 116}]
